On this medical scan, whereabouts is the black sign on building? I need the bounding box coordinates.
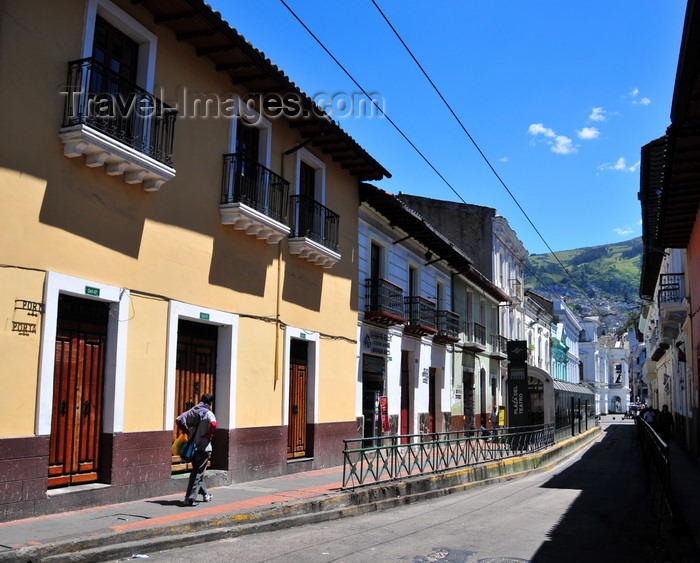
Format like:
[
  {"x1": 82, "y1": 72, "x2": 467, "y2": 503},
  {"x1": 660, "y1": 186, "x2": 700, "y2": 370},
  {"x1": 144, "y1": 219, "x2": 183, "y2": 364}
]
[{"x1": 507, "y1": 340, "x2": 530, "y2": 427}]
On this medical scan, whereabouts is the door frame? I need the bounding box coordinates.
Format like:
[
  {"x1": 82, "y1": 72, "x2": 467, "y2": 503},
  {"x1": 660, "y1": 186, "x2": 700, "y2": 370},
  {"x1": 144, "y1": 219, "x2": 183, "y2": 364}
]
[
  {"x1": 38, "y1": 272, "x2": 130, "y2": 437},
  {"x1": 165, "y1": 301, "x2": 238, "y2": 432},
  {"x1": 283, "y1": 327, "x2": 318, "y2": 441}
]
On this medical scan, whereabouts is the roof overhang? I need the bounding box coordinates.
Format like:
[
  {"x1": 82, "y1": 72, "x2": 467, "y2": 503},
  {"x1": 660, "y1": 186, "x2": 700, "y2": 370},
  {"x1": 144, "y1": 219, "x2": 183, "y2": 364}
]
[
  {"x1": 360, "y1": 183, "x2": 511, "y2": 303},
  {"x1": 136, "y1": 0, "x2": 390, "y2": 181}
]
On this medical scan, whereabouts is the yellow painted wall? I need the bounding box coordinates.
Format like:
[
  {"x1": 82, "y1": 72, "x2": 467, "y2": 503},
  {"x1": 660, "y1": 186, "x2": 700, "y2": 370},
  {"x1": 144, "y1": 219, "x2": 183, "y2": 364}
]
[
  {"x1": 0, "y1": 268, "x2": 45, "y2": 438},
  {"x1": 1, "y1": 0, "x2": 365, "y2": 437},
  {"x1": 122, "y1": 294, "x2": 169, "y2": 431}
]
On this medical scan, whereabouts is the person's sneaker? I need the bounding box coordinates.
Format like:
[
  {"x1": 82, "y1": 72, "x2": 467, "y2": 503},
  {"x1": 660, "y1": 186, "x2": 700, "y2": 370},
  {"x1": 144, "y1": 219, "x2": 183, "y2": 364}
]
[
  {"x1": 184, "y1": 499, "x2": 199, "y2": 506},
  {"x1": 202, "y1": 493, "x2": 213, "y2": 502}
]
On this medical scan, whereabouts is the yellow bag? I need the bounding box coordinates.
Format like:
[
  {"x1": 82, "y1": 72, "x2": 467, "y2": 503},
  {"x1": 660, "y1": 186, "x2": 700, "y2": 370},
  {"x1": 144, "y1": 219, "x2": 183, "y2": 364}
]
[{"x1": 171, "y1": 434, "x2": 187, "y2": 456}]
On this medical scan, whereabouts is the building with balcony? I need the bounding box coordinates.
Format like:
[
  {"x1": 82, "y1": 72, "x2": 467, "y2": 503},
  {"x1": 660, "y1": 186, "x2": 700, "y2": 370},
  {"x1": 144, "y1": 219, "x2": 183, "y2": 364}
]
[
  {"x1": 0, "y1": 0, "x2": 390, "y2": 519},
  {"x1": 639, "y1": 0, "x2": 700, "y2": 456},
  {"x1": 358, "y1": 185, "x2": 510, "y2": 437}
]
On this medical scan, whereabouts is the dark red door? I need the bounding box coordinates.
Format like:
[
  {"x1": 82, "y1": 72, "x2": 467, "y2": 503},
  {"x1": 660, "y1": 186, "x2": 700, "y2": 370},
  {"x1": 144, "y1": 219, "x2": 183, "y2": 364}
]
[
  {"x1": 428, "y1": 368, "x2": 436, "y2": 434},
  {"x1": 400, "y1": 351, "x2": 410, "y2": 443},
  {"x1": 49, "y1": 295, "x2": 108, "y2": 488}
]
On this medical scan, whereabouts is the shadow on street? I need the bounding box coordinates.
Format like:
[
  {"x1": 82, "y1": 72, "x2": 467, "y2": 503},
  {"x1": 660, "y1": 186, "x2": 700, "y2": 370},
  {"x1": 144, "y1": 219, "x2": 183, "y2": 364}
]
[{"x1": 530, "y1": 421, "x2": 699, "y2": 563}]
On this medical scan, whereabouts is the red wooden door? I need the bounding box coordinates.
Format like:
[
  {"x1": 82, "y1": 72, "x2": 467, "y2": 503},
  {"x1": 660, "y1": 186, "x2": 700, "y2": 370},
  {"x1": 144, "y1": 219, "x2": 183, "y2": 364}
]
[
  {"x1": 428, "y1": 368, "x2": 436, "y2": 434},
  {"x1": 173, "y1": 321, "x2": 217, "y2": 468},
  {"x1": 49, "y1": 296, "x2": 108, "y2": 488},
  {"x1": 287, "y1": 339, "x2": 308, "y2": 459},
  {"x1": 400, "y1": 351, "x2": 410, "y2": 443},
  {"x1": 287, "y1": 363, "x2": 307, "y2": 458}
]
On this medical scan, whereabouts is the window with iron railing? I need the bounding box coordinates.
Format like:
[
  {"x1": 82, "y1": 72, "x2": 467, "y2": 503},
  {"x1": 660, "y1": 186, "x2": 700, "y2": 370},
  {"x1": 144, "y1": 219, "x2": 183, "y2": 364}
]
[
  {"x1": 62, "y1": 58, "x2": 176, "y2": 166},
  {"x1": 437, "y1": 310, "x2": 459, "y2": 338},
  {"x1": 658, "y1": 273, "x2": 684, "y2": 304},
  {"x1": 465, "y1": 321, "x2": 487, "y2": 346},
  {"x1": 221, "y1": 153, "x2": 290, "y2": 224},
  {"x1": 289, "y1": 194, "x2": 339, "y2": 251},
  {"x1": 364, "y1": 278, "x2": 406, "y2": 322},
  {"x1": 404, "y1": 296, "x2": 437, "y2": 332}
]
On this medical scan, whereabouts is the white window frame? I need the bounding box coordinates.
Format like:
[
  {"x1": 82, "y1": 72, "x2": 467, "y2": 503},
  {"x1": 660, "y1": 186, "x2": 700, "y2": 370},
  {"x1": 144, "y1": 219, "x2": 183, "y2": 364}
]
[
  {"x1": 295, "y1": 148, "x2": 326, "y2": 203},
  {"x1": 81, "y1": 0, "x2": 158, "y2": 92},
  {"x1": 229, "y1": 102, "x2": 272, "y2": 169}
]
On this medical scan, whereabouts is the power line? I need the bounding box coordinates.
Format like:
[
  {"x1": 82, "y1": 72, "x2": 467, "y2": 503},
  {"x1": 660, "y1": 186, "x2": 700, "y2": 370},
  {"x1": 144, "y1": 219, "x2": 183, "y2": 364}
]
[
  {"x1": 369, "y1": 0, "x2": 604, "y2": 316},
  {"x1": 277, "y1": 0, "x2": 601, "y2": 315}
]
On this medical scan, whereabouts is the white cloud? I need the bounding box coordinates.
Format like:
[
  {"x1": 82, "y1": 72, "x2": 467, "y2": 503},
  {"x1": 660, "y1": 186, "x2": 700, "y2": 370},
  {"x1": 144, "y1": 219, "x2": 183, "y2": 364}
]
[
  {"x1": 552, "y1": 136, "x2": 576, "y2": 154},
  {"x1": 614, "y1": 227, "x2": 634, "y2": 236},
  {"x1": 629, "y1": 88, "x2": 651, "y2": 105},
  {"x1": 577, "y1": 127, "x2": 600, "y2": 140},
  {"x1": 597, "y1": 157, "x2": 639, "y2": 172},
  {"x1": 590, "y1": 107, "x2": 606, "y2": 122},
  {"x1": 528, "y1": 123, "x2": 555, "y2": 137},
  {"x1": 528, "y1": 123, "x2": 577, "y2": 154},
  {"x1": 500, "y1": 156, "x2": 509, "y2": 162}
]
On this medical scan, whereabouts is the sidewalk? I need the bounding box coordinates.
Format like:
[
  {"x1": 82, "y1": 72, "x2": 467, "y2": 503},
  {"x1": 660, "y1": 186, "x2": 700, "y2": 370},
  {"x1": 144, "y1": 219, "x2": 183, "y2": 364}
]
[{"x1": 4, "y1": 418, "x2": 697, "y2": 563}]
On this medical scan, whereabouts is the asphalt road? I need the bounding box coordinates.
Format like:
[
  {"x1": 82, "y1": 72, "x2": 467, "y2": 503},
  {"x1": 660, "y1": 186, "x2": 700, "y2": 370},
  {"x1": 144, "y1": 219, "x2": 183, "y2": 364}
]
[{"x1": 110, "y1": 420, "x2": 691, "y2": 563}]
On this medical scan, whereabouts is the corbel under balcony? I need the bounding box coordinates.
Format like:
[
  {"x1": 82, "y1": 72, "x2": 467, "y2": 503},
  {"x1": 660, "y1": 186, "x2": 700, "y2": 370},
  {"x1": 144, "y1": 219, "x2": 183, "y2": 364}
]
[
  {"x1": 219, "y1": 202, "x2": 290, "y2": 245},
  {"x1": 288, "y1": 237, "x2": 340, "y2": 269},
  {"x1": 59, "y1": 124, "x2": 176, "y2": 192}
]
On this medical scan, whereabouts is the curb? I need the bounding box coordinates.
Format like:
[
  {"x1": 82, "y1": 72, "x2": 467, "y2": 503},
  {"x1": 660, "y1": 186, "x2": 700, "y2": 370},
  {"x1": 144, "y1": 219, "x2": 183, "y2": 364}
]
[{"x1": 0, "y1": 428, "x2": 602, "y2": 563}]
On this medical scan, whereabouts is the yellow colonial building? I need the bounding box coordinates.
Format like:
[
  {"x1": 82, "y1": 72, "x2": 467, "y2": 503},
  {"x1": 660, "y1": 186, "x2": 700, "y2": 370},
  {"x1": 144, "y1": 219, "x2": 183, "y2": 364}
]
[{"x1": 0, "y1": 0, "x2": 388, "y2": 519}]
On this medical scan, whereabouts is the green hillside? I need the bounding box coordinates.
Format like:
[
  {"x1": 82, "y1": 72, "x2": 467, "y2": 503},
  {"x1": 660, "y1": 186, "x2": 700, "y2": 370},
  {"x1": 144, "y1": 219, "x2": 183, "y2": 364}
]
[{"x1": 524, "y1": 237, "x2": 642, "y2": 330}]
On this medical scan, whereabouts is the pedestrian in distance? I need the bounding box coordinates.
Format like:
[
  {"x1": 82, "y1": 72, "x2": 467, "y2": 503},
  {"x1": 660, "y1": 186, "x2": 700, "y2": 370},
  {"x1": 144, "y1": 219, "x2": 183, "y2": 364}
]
[
  {"x1": 176, "y1": 393, "x2": 217, "y2": 506},
  {"x1": 656, "y1": 404, "x2": 674, "y2": 443},
  {"x1": 489, "y1": 405, "x2": 499, "y2": 427},
  {"x1": 643, "y1": 406, "x2": 656, "y2": 426}
]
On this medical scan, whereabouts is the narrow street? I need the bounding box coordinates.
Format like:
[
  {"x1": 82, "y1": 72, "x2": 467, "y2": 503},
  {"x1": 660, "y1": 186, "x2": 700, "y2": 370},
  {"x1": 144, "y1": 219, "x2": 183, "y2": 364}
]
[{"x1": 112, "y1": 418, "x2": 699, "y2": 563}]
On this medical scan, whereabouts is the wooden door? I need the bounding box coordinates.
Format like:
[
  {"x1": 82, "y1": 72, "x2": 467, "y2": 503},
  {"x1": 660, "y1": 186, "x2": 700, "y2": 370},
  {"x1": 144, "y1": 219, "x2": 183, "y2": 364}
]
[
  {"x1": 287, "y1": 340, "x2": 308, "y2": 459},
  {"x1": 400, "y1": 351, "x2": 410, "y2": 443},
  {"x1": 49, "y1": 295, "x2": 108, "y2": 488},
  {"x1": 428, "y1": 368, "x2": 436, "y2": 434},
  {"x1": 173, "y1": 320, "x2": 217, "y2": 468}
]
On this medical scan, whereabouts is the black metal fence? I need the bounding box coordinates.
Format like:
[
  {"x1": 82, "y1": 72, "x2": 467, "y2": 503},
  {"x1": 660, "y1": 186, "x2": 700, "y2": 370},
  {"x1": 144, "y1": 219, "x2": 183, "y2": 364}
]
[
  {"x1": 289, "y1": 194, "x2": 339, "y2": 251},
  {"x1": 342, "y1": 424, "x2": 555, "y2": 489},
  {"x1": 221, "y1": 153, "x2": 290, "y2": 224},
  {"x1": 62, "y1": 58, "x2": 176, "y2": 166},
  {"x1": 636, "y1": 416, "x2": 680, "y2": 526}
]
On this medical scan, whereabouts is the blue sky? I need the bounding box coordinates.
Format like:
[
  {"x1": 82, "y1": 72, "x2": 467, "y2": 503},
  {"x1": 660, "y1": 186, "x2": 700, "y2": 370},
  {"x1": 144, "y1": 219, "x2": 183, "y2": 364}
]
[{"x1": 209, "y1": 1, "x2": 687, "y2": 255}]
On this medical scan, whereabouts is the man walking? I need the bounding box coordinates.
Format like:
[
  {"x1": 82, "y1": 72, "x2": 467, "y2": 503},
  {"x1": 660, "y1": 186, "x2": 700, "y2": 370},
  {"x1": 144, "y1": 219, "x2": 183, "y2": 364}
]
[{"x1": 176, "y1": 393, "x2": 217, "y2": 506}]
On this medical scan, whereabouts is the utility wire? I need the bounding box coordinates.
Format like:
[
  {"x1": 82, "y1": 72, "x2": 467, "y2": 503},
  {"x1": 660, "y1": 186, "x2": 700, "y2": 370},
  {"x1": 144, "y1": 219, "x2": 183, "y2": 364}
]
[
  {"x1": 278, "y1": 0, "x2": 596, "y2": 312},
  {"x1": 369, "y1": 0, "x2": 604, "y2": 316}
]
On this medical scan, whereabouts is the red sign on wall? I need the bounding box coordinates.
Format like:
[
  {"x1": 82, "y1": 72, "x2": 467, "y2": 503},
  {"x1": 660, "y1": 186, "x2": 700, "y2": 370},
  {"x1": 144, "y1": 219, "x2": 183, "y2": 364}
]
[{"x1": 380, "y1": 396, "x2": 390, "y2": 432}]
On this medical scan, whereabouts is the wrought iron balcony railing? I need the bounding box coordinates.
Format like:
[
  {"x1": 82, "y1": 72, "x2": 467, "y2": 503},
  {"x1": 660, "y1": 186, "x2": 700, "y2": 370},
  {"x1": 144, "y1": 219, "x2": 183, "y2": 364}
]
[
  {"x1": 404, "y1": 296, "x2": 437, "y2": 336},
  {"x1": 221, "y1": 153, "x2": 290, "y2": 224},
  {"x1": 62, "y1": 58, "x2": 176, "y2": 166},
  {"x1": 364, "y1": 278, "x2": 407, "y2": 325},
  {"x1": 658, "y1": 273, "x2": 684, "y2": 304},
  {"x1": 434, "y1": 310, "x2": 460, "y2": 344},
  {"x1": 491, "y1": 334, "x2": 508, "y2": 356},
  {"x1": 464, "y1": 321, "x2": 487, "y2": 347},
  {"x1": 289, "y1": 194, "x2": 340, "y2": 252}
]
